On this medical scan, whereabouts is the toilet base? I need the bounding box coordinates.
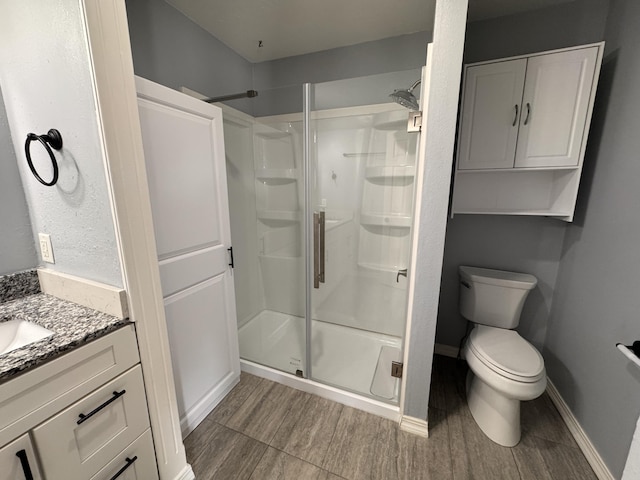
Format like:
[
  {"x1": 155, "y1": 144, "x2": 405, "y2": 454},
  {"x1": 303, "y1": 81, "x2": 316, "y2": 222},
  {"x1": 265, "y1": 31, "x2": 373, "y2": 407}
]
[{"x1": 466, "y1": 370, "x2": 521, "y2": 447}]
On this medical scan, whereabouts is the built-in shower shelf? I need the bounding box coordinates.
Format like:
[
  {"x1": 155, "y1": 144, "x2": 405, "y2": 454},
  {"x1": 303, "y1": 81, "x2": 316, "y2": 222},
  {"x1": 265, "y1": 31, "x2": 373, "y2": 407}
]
[
  {"x1": 254, "y1": 131, "x2": 292, "y2": 140},
  {"x1": 358, "y1": 262, "x2": 407, "y2": 274},
  {"x1": 360, "y1": 213, "x2": 411, "y2": 228},
  {"x1": 365, "y1": 165, "x2": 415, "y2": 180},
  {"x1": 255, "y1": 168, "x2": 298, "y2": 184},
  {"x1": 373, "y1": 119, "x2": 407, "y2": 131},
  {"x1": 257, "y1": 210, "x2": 301, "y2": 223},
  {"x1": 342, "y1": 152, "x2": 385, "y2": 158}
]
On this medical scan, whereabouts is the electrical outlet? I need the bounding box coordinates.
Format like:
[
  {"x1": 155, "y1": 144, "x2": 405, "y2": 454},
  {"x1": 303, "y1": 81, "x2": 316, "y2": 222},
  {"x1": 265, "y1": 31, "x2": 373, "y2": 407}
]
[{"x1": 38, "y1": 233, "x2": 55, "y2": 264}]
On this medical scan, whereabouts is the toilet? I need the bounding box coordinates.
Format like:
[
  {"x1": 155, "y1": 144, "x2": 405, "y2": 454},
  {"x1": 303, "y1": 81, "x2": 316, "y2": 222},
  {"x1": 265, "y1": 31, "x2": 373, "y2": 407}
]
[{"x1": 459, "y1": 266, "x2": 546, "y2": 447}]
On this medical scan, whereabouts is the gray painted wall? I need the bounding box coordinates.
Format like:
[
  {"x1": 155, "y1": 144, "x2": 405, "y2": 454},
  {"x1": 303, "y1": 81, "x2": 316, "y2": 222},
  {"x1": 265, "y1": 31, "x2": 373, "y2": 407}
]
[
  {"x1": 0, "y1": 88, "x2": 36, "y2": 275},
  {"x1": 464, "y1": 0, "x2": 609, "y2": 63},
  {"x1": 125, "y1": 0, "x2": 254, "y2": 114},
  {"x1": 0, "y1": 0, "x2": 122, "y2": 287},
  {"x1": 435, "y1": 0, "x2": 609, "y2": 351},
  {"x1": 125, "y1": 0, "x2": 431, "y2": 117},
  {"x1": 252, "y1": 31, "x2": 430, "y2": 116},
  {"x1": 438, "y1": 216, "x2": 566, "y2": 349},
  {"x1": 253, "y1": 31, "x2": 431, "y2": 89},
  {"x1": 544, "y1": 0, "x2": 640, "y2": 475}
]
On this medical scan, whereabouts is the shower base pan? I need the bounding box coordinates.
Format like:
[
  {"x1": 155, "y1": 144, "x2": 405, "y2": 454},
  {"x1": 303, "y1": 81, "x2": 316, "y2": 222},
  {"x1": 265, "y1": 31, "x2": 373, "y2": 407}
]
[{"x1": 238, "y1": 309, "x2": 402, "y2": 419}]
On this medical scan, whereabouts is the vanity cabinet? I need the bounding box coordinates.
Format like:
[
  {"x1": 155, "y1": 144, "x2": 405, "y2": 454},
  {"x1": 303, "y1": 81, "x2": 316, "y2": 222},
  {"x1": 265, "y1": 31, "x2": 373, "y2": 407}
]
[
  {"x1": 0, "y1": 326, "x2": 158, "y2": 480},
  {"x1": 452, "y1": 42, "x2": 604, "y2": 221},
  {"x1": 0, "y1": 434, "x2": 43, "y2": 480}
]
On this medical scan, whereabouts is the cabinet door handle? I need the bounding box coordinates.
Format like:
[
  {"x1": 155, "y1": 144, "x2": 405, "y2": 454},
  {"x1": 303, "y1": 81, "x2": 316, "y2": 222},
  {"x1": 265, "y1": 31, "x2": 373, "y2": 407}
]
[
  {"x1": 109, "y1": 456, "x2": 138, "y2": 480},
  {"x1": 512, "y1": 104, "x2": 519, "y2": 126},
  {"x1": 77, "y1": 389, "x2": 126, "y2": 425},
  {"x1": 16, "y1": 450, "x2": 34, "y2": 480},
  {"x1": 523, "y1": 102, "x2": 531, "y2": 125}
]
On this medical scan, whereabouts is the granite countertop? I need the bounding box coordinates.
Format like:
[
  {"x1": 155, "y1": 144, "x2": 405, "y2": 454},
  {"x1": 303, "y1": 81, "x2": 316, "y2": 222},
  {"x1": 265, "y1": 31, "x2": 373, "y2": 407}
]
[{"x1": 0, "y1": 271, "x2": 130, "y2": 383}]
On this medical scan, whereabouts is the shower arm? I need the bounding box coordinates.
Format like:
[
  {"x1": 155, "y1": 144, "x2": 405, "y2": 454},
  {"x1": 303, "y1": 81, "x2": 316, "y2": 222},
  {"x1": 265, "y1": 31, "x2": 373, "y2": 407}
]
[
  {"x1": 407, "y1": 80, "x2": 421, "y2": 93},
  {"x1": 204, "y1": 90, "x2": 258, "y2": 103}
]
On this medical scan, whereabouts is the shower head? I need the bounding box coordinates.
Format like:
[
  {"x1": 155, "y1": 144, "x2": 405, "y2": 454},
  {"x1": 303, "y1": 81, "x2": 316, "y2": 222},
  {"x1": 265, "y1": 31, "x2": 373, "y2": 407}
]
[{"x1": 389, "y1": 79, "x2": 421, "y2": 110}]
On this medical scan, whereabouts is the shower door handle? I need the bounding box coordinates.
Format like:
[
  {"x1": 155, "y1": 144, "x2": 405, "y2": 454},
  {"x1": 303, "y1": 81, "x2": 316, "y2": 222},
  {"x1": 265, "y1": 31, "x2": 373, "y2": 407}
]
[
  {"x1": 319, "y1": 211, "x2": 325, "y2": 284},
  {"x1": 313, "y1": 211, "x2": 326, "y2": 289}
]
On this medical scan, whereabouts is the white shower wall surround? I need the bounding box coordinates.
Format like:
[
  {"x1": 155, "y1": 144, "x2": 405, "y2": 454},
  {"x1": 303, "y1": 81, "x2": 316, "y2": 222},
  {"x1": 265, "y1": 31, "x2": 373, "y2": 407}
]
[{"x1": 222, "y1": 101, "x2": 417, "y2": 408}]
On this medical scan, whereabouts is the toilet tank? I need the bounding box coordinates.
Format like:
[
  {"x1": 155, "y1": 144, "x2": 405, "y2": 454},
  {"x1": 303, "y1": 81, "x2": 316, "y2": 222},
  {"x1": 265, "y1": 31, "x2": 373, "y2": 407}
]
[{"x1": 459, "y1": 266, "x2": 537, "y2": 329}]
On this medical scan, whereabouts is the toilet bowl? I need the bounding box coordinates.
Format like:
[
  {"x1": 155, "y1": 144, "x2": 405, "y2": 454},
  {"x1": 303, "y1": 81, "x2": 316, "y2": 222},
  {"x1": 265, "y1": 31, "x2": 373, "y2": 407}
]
[
  {"x1": 463, "y1": 325, "x2": 546, "y2": 446},
  {"x1": 458, "y1": 266, "x2": 546, "y2": 447}
]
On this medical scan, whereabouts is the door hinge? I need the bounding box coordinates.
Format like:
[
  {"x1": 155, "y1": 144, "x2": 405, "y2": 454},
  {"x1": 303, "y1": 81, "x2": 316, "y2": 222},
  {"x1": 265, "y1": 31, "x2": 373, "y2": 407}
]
[
  {"x1": 227, "y1": 246, "x2": 234, "y2": 268},
  {"x1": 391, "y1": 361, "x2": 403, "y2": 379},
  {"x1": 407, "y1": 111, "x2": 422, "y2": 133}
]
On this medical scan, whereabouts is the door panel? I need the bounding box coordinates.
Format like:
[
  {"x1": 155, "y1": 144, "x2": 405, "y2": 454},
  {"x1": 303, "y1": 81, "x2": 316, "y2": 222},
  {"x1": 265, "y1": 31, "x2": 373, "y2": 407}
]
[
  {"x1": 158, "y1": 246, "x2": 227, "y2": 298},
  {"x1": 164, "y1": 277, "x2": 234, "y2": 418},
  {"x1": 136, "y1": 76, "x2": 240, "y2": 435},
  {"x1": 458, "y1": 59, "x2": 527, "y2": 170},
  {"x1": 137, "y1": 100, "x2": 222, "y2": 258},
  {"x1": 515, "y1": 47, "x2": 598, "y2": 168}
]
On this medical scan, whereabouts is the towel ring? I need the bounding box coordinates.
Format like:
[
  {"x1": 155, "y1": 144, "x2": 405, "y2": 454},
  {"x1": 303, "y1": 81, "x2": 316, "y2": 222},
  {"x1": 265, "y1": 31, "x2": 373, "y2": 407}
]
[{"x1": 24, "y1": 129, "x2": 63, "y2": 186}]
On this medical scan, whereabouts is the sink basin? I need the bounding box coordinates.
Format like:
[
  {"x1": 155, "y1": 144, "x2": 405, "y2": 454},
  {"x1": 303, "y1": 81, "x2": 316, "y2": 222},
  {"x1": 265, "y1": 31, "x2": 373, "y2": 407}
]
[{"x1": 0, "y1": 320, "x2": 54, "y2": 355}]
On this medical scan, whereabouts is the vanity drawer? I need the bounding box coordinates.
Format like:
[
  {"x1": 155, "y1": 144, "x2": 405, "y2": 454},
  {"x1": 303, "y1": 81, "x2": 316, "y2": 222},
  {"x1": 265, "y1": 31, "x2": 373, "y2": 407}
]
[
  {"x1": 33, "y1": 365, "x2": 149, "y2": 480},
  {"x1": 90, "y1": 429, "x2": 158, "y2": 480},
  {"x1": 0, "y1": 433, "x2": 43, "y2": 480}
]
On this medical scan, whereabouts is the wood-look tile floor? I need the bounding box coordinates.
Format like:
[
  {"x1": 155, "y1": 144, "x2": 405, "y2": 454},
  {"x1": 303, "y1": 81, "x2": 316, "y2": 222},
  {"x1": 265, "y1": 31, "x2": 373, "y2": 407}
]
[{"x1": 184, "y1": 355, "x2": 597, "y2": 479}]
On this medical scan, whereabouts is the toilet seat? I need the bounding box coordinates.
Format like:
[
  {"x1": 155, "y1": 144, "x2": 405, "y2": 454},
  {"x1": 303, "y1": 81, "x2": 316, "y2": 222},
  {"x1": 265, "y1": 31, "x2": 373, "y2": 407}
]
[{"x1": 468, "y1": 326, "x2": 544, "y2": 383}]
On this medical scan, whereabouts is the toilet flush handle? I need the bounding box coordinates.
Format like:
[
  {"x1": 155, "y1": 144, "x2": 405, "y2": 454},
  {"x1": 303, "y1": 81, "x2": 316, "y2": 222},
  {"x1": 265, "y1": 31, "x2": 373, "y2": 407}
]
[{"x1": 396, "y1": 269, "x2": 407, "y2": 283}]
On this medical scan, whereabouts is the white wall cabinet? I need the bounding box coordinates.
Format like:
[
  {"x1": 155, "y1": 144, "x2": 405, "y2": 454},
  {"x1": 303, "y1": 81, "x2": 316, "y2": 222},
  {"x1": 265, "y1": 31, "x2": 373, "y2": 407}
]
[
  {"x1": 452, "y1": 43, "x2": 604, "y2": 221},
  {"x1": 0, "y1": 326, "x2": 158, "y2": 480}
]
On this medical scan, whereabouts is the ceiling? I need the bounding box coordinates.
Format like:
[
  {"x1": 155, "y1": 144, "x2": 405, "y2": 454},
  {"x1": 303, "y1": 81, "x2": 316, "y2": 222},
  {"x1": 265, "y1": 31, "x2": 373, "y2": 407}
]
[{"x1": 166, "y1": 0, "x2": 576, "y2": 63}]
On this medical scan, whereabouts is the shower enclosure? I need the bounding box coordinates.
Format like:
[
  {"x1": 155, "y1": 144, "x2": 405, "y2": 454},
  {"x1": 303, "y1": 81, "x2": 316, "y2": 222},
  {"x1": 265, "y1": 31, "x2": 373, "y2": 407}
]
[{"x1": 223, "y1": 69, "x2": 421, "y2": 411}]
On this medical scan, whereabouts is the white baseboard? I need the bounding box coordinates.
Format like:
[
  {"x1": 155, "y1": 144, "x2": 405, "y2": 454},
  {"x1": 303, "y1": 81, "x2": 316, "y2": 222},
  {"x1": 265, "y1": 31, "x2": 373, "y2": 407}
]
[
  {"x1": 546, "y1": 379, "x2": 614, "y2": 480},
  {"x1": 179, "y1": 373, "x2": 240, "y2": 438},
  {"x1": 434, "y1": 343, "x2": 459, "y2": 358},
  {"x1": 173, "y1": 464, "x2": 195, "y2": 480},
  {"x1": 37, "y1": 269, "x2": 128, "y2": 318},
  {"x1": 400, "y1": 415, "x2": 429, "y2": 438}
]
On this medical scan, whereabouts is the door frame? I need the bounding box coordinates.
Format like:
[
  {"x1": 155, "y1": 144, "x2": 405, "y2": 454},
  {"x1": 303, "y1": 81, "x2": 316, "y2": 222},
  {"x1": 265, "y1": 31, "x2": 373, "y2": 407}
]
[
  {"x1": 81, "y1": 2, "x2": 193, "y2": 479},
  {"x1": 82, "y1": 1, "x2": 469, "y2": 476}
]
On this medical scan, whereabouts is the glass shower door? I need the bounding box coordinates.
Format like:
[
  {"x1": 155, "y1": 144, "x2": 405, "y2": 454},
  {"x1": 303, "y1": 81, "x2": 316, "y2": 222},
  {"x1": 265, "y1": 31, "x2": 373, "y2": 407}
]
[
  {"x1": 228, "y1": 85, "x2": 308, "y2": 377},
  {"x1": 306, "y1": 71, "x2": 420, "y2": 404}
]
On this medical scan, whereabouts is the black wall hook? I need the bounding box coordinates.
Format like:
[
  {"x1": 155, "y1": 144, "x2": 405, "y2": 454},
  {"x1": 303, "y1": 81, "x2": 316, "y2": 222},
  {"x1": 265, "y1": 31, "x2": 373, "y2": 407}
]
[{"x1": 24, "y1": 129, "x2": 63, "y2": 186}]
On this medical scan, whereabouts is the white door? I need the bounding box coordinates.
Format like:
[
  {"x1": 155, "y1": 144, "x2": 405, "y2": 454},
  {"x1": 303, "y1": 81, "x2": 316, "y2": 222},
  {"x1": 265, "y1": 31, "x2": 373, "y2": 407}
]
[
  {"x1": 515, "y1": 47, "x2": 599, "y2": 168},
  {"x1": 136, "y1": 76, "x2": 240, "y2": 436},
  {"x1": 457, "y1": 59, "x2": 527, "y2": 170}
]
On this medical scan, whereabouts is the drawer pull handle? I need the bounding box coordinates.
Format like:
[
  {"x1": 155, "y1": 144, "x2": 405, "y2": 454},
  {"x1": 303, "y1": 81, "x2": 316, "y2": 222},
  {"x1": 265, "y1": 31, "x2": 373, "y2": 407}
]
[
  {"x1": 16, "y1": 450, "x2": 34, "y2": 480},
  {"x1": 109, "y1": 456, "x2": 138, "y2": 480},
  {"x1": 77, "y1": 389, "x2": 126, "y2": 425}
]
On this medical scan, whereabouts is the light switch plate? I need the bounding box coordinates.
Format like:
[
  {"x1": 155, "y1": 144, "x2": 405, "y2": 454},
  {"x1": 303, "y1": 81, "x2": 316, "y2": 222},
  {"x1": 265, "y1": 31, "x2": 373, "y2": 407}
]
[{"x1": 38, "y1": 233, "x2": 55, "y2": 263}]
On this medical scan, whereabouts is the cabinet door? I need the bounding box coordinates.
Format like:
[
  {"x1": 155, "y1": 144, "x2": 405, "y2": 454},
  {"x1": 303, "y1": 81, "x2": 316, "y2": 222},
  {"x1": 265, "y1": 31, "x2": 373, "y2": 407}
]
[
  {"x1": 515, "y1": 47, "x2": 599, "y2": 168},
  {"x1": 0, "y1": 434, "x2": 43, "y2": 480},
  {"x1": 458, "y1": 59, "x2": 527, "y2": 170}
]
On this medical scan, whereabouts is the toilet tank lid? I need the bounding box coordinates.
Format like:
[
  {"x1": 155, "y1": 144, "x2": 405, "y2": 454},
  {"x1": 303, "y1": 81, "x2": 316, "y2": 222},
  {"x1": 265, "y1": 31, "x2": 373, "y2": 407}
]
[{"x1": 459, "y1": 266, "x2": 537, "y2": 289}]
